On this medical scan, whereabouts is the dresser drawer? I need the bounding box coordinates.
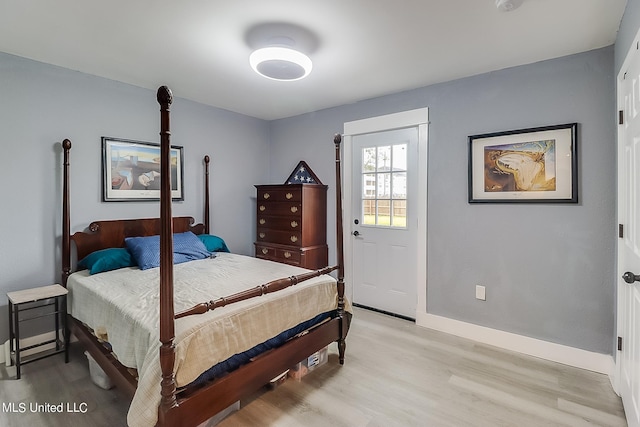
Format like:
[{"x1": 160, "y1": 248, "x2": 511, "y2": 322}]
[
  {"x1": 256, "y1": 228, "x2": 302, "y2": 246},
  {"x1": 254, "y1": 243, "x2": 327, "y2": 269},
  {"x1": 255, "y1": 244, "x2": 277, "y2": 260},
  {"x1": 257, "y1": 201, "x2": 302, "y2": 217},
  {"x1": 257, "y1": 188, "x2": 301, "y2": 202},
  {"x1": 277, "y1": 248, "x2": 301, "y2": 264},
  {"x1": 254, "y1": 244, "x2": 301, "y2": 266},
  {"x1": 257, "y1": 216, "x2": 301, "y2": 230}
]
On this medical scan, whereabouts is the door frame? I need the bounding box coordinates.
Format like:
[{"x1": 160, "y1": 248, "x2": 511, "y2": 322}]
[
  {"x1": 343, "y1": 108, "x2": 429, "y2": 319},
  {"x1": 615, "y1": 26, "x2": 640, "y2": 397}
]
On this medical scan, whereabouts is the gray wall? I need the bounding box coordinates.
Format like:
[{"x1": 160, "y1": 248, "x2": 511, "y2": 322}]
[
  {"x1": 270, "y1": 46, "x2": 616, "y2": 354},
  {"x1": 0, "y1": 32, "x2": 624, "y2": 355},
  {"x1": 0, "y1": 52, "x2": 270, "y2": 343},
  {"x1": 615, "y1": 0, "x2": 640, "y2": 75}
]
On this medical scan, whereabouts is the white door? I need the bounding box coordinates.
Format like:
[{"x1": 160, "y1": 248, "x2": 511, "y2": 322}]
[
  {"x1": 618, "y1": 36, "x2": 640, "y2": 427},
  {"x1": 350, "y1": 127, "x2": 418, "y2": 319}
]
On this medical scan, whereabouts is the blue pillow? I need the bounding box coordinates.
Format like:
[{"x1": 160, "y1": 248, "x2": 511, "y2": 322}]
[
  {"x1": 78, "y1": 248, "x2": 135, "y2": 275},
  {"x1": 125, "y1": 231, "x2": 211, "y2": 270},
  {"x1": 197, "y1": 234, "x2": 230, "y2": 253}
]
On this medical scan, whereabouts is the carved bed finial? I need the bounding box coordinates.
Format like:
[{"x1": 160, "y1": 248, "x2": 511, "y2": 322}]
[
  {"x1": 334, "y1": 133, "x2": 342, "y2": 146},
  {"x1": 62, "y1": 139, "x2": 72, "y2": 150},
  {"x1": 156, "y1": 86, "x2": 173, "y2": 107},
  {"x1": 204, "y1": 155, "x2": 210, "y2": 164}
]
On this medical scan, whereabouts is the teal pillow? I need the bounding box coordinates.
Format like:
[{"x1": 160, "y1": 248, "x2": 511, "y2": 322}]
[
  {"x1": 78, "y1": 248, "x2": 135, "y2": 275},
  {"x1": 197, "y1": 234, "x2": 230, "y2": 253}
]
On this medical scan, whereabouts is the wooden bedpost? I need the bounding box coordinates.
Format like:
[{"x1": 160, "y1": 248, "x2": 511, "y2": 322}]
[
  {"x1": 204, "y1": 155, "x2": 210, "y2": 234},
  {"x1": 62, "y1": 139, "x2": 72, "y2": 288},
  {"x1": 334, "y1": 133, "x2": 347, "y2": 364},
  {"x1": 157, "y1": 86, "x2": 178, "y2": 421}
]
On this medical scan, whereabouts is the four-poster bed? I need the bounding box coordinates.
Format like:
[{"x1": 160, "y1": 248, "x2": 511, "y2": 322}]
[{"x1": 60, "y1": 86, "x2": 350, "y2": 427}]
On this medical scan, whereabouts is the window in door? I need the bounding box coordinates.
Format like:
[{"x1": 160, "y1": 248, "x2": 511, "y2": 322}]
[{"x1": 361, "y1": 143, "x2": 407, "y2": 227}]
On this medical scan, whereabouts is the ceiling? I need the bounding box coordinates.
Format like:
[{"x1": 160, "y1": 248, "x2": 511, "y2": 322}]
[{"x1": 0, "y1": 0, "x2": 627, "y2": 120}]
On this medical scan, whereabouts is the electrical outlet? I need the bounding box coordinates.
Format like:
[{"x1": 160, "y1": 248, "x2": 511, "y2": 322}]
[{"x1": 476, "y1": 285, "x2": 486, "y2": 301}]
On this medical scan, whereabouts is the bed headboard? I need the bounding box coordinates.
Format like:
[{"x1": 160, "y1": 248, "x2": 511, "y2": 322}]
[
  {"x1": 61, "y1": 130, "x2": 210, "y2": 286},
  {"x1": 71, "y1": 217, "x2": 205, "y2": 261}
]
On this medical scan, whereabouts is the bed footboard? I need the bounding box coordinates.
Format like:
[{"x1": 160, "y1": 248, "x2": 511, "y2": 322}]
[{"x1": 175, "y1": 265, "x2": 338, "y2": 319}]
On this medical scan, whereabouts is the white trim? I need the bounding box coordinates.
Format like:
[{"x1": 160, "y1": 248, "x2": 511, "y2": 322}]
[
  {"x1": 343, "y1": 108, "x2": 429, "y2": 318},
  {"x1": 614, "y1": 23, "x2": 640, "y2": 407},
  {"x1": 417, "y1": 312, "x2": 616, "y2": 377},
  {"x1": 342, "y1": 134, "x2": 354, "y2": 303},
  {"x1": 416, "y1": 122, "x2": 428, "y2": 316},
  {"x1": 614, "y1": 59, "x2": 625, "y2": 396},
  {"x1": 344, "y1": 108, "x2": 429, "y2": 136}
]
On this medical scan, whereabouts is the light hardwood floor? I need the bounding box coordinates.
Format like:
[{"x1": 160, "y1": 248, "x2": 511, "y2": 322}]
[{"x1": 0, "y1": 307, "x2": 628, "y2": 426}]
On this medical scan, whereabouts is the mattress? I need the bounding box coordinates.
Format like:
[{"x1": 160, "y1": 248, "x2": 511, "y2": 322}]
[{"x1": 67, "y1": 252, "x2": 344, "y2": 427}]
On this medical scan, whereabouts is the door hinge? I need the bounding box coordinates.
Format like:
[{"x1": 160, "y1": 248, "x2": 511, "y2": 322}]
[
  {"x1": 618, "y1": 336, "x2": 623, "y2": 351},
  {"x1": 619, "y1": 110, "x2": 624, "y2": 125},
  {"x1": 619, "y1": 224, "x2": 624, "y2": 238}
]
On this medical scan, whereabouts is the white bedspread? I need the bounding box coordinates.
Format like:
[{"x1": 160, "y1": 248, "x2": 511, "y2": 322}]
[{"x1": 67, "y1": 253, "x2": 345, "y2": 427}]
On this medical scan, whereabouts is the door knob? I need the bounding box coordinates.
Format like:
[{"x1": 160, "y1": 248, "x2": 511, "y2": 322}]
[
  {"x1": 622, "y1": 271, "x2": 640, "y2": 284},
  {"x1": 352, "y1": 230, "x2": 360, "y2": 237}
]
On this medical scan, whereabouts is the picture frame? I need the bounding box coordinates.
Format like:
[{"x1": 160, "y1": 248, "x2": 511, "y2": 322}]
[
  {"x1": 102, "y1": 137, "x2": 184, "y2": 202},
  {"x1": 468, "y1": 123, "x2": 578, "y2": 203}
]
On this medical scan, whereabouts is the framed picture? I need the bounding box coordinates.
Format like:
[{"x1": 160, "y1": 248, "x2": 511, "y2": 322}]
[
  {"x1": 102, "y1": 137, "x2": 184, "y2": 202},
  {"x1": 468, "y1": 123, "x2": 578, "y2": 203}
]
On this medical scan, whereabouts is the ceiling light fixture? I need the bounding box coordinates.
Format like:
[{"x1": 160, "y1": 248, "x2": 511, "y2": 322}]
[
  {"x1": 249, "y1": 46, "x2": 312, "y2": 81},
  {"x1": 495, "y1": 0, "x2": 524, "y2": 12}
]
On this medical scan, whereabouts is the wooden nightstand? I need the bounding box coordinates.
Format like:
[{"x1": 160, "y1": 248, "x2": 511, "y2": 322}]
[{"x1": 7, "y1": 284, "x2": 69, "y2": 379}]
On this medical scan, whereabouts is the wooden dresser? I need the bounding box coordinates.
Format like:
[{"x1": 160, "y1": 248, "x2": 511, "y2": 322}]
[{"x1": 254, "y1": 184, "x2": 328, "y2": 269}]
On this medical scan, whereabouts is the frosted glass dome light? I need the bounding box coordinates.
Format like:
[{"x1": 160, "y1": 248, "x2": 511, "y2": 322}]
[{"x1": 249, "y1": 47, "x2": 312, "y2": 81}]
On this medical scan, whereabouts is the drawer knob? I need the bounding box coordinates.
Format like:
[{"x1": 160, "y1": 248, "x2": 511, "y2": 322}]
[
  {"x1": 261, "y1": 248, "x2": 269, "y2": 255},
  {"x1": 259, "y1": 205, "x2": 266, "y2": 211},
  {"x1": 259, "y1": 218, "x2": 266, "y2": 225},
  {"x1": 290, "y1": 220, "x2": 298, "y2": 228},
  {"x1": 286, "y1": 192, "x2": 293, "y2": 199},
  {"x1": 290, "y1": 236, "x2": 298, "y2": 243},
  {"x1": 284, "y1": 251, "x2": 291, "y2": 258},
  {"x1": 290, "y1": 206, "x2": 298, "y2": 213},
  {"x1": 259, "y1": 232, "x2": 265, "y2": 239},
  {"x1": 263, "y1": 193, "x2": 270, "y2": 199}
]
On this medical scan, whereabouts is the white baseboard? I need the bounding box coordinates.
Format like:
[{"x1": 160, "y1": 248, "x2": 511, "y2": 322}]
[
  {"x1": 416, "y1": 312, "x2": 616, "y2": 380},
  {"x1": 2, "y1": 330, "x2": 76, "y2": 366}
]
